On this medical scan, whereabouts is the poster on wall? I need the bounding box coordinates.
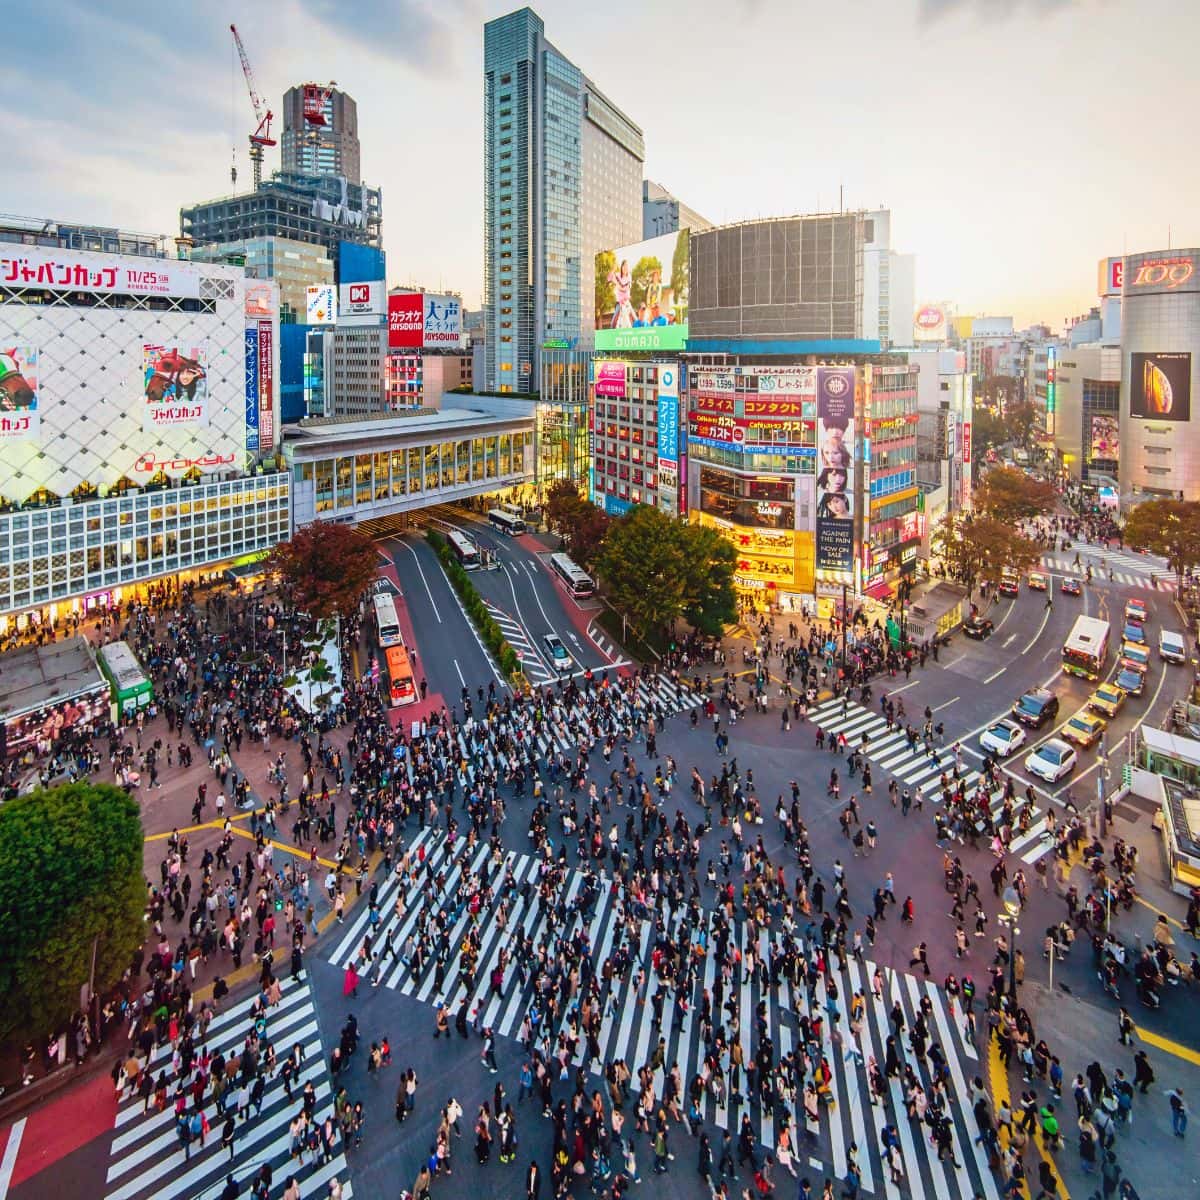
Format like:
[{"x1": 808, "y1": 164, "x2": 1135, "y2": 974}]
[
  {"x1": 244, "y1": 328, "x2": 260, "y2": 453},
  {"x1": 594, "y1": 229, "x2": 689, "y2": 352},
  {"x1": 142, "y1": 345, "x2": 208, "y2": 431},
  {"x1": 815, "y1": 366, "x2": 856, "y2": 573},
  {"x1": 306, "y1": 284, "x2": 336, "y2": 325},
  {"x1": 1129, "y1": 352, "x2": 1191, "y2": 421},
  {"x1": 423, "y1": 294, "x2": 462, "y2": 346},
  {"x1": 0, "y1": 347, "x2": 40, "y2": 441},
  {"x1": 1089, "y1": 414, "x2": 1119, "y2": 460},
  {"x1": 257, "y1": 321, "x2": 274, "y2": 448}
]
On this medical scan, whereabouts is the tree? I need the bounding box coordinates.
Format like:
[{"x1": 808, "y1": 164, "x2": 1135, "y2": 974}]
[
  {"x1": 970, "y1": 406, "x2": 1007, "y2": 455},
  {"x1": 973, "y1": 466, "x2": 1057, "y2": 524},
  {"x1": 569, "y1": 505, "x2": 611, "y2": 572},
  {"x1": 545, "y1": 479, "x2": 586, "y2": 535},
  {"x1": 1123, "y1": 499, "x2": 1200, "y2": 589},
  {"x1": 0, "y1": 782, "x2": 144, "y2": 1044},
  {"x1": 933, "y1": 513, "x2": 1041, "y2": 597},
  {"x1": 1003, "y1": 399, "x2": 1038, "y2": 447},
  {"x1": 676, "y1": 523, "x2": 736, "y2": 636},
  {"x1": 267, "y1": 521, "x2": 379, "y2": 619},
  {"x1": 595, "y1": 506, "x2": 686, "y2": 641},
  {"x1": 544, "y1": 480, "x2": 610, "y2": 570}
]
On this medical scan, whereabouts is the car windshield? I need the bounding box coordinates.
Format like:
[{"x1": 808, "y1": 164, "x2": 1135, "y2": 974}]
[
  {"x1": 1067, "y1": 717, "x2": 1090, "y2": 731},
  {"x1": 988, "y1": 724, "x2": 1010, "y2": 740},
  {"x1": 1118, "y1": 672, "x2": 1139, "y2": 688},
  {"x1": 1040, "y1": 746, "x2": 1065, "y2": 764},
  {"x1": 1018, "y1": 696, "x2": 1043, "y2": 715}
]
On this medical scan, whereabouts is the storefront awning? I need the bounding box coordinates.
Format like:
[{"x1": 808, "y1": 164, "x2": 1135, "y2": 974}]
[{"x1": 865, "y1": 581, "x2": 893, "y2": 601}]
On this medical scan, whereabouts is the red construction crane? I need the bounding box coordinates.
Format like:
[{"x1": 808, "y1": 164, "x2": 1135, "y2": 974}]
[{"x1": 231, "y1": 23, "x2": 275, "y2": 189}]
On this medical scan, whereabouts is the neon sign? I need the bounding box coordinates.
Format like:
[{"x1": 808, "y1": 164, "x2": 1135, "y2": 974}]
[{"x1": 1130, "y1": 257, "x2": 1194, "y2": 290}]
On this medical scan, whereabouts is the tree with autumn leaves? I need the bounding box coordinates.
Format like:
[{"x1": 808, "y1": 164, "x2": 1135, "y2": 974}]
[
  {"x1": 972, "y1": 465, "x2": 1057, "y2": 524},
  {"x1": 1123, "y1": 498, "x2": 1200, "y2": 591},
  {"x1": 267, "y1": 521, "x2": 380, "y2": 618},
  {"x1": 933, "y1": 512, "x2": 1042, "y2": 598},
  {"x1": 544, "y1": 479, "x2": 611, "y2": 571}
]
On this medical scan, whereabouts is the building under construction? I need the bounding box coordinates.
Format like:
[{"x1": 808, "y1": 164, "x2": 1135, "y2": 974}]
[{"x1": 281, "y1": 85, "x2": 361, "y2": 184}]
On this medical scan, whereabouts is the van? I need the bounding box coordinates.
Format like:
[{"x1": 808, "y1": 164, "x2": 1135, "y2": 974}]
[{"x1": 1159, "y1": 629, "x2": 1188, "y2": 664}]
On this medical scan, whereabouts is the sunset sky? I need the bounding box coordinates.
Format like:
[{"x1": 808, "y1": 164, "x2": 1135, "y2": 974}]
[{"x1": 4, "y1": 0, "x2": 1195, "y2": 328}]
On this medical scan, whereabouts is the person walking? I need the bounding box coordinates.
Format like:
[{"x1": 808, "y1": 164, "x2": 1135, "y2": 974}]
[{"x1": 1166, "y1": 1087, "x2": 1188, "y2": 1137}]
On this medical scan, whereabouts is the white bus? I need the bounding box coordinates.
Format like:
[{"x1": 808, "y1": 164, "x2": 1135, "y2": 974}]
[
  {"x1": 549, "y1": 552, "x2": 594, "y2": 598},
  {"x1": 372, "y1": 591, "x2": 402, "y2": 649},
  {"x1": 447, "y1": 529, "x2": 480, "y2": 570},
  {"x1": 488, "y1": 508, "x2": 527, "y2": 536},
  {"x1": 1063, "y1": 615, "x2": 1110, "y2": 680}
]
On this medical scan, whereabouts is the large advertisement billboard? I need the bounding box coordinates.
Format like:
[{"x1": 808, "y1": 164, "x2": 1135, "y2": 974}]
[
  {"x1": 0, "y1": 245, "x2": 200, "y2": 299},
  {"x1": 388, "y1": 293, "x2": 424, "y2": 348},
  {"x1": 1089, "y1": 414, "x2": 1118, "y2": 460},
  {"x1": 594, "y1": 229, "x2": 689, "y2": 352},
  {"x1": 1126, "y1": 254, "x2": 1197, "y2": 296},
  {"x1": 257, "y1": 321, "x2": 274, "y2": 448},
  {"x1": 815, "y1": 367, "x2": 856, "y2": 573},
  {"x1": 244, "y1": 328, "x2": 260, "y2": 453},
  {"x1": 142, "y1": 345, "x2": 208, "y2": 431},
  {"x1": 423, "y1": 294, "x2": 462, "y2": 347},
  {"x1": 0, "y1": 347, "x2": 40, "y2": 442},
  {"x1": 306, "y1": 284, "x2": 336, "y2": 325},
  {"x1": 1130, "y1": 352, "x2": 1191, "y2": 421},
  {"x1": 657, "y1": 363, "x2": 680, "y2": 467},
  {"x1": 913, "y1": 303, "x2": 947, "y2": 342},
  {"x1": 339, "y1": 280, "x2": 386, "y2": 318},
  {"x1": 594, "y1": 361, "x2": 626, "y2": 399}
]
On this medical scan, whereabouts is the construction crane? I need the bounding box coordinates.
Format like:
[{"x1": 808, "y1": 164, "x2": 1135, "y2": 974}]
[{"x1": 230, "y1": 23, "x2": 275, "y2": 190}]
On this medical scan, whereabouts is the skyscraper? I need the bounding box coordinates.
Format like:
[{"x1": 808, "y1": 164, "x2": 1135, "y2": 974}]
[
  {"x1": 281, "y1": 85, "x2": 361, "y2": 184},
  {"x1": 483, "y1": 8, "x2": 643, "y2": 393}
]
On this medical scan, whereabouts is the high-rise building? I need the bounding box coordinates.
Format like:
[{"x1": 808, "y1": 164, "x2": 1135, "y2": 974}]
[
  {"x1": 642, "y1": 181, "x2": 712, "y2": 240},
  {"x1": 861, "y1": 210, "x2": 915, "y2": 351},
  {"x1": 281, "y1": 86, "x2": 361, "y2": 184},
  {"x1": 483, "y1": 7, "x2": 643, "y2": 394},
  {"x1": 190, "y1": 235, "x2": 333, "y2": 325}
]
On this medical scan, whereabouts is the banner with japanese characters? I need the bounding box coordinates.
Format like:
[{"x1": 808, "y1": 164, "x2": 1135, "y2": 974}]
[
  {"x1": 0, "y1": 347, "x2": 40, "y2": 441},
  {"x1": 1, "y1": 245, "x2": 200, "y2": 299},
  {"x1": 142, "y1": 344, "x2": 209, "y2": 431}
]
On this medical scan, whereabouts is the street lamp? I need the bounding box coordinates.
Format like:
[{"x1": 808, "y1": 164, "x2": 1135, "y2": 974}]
[{"x1": 1002, "y1": 885, "x2": 1021, "y2": 1001}]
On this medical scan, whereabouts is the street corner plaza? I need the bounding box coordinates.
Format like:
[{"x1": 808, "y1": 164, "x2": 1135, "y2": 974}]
[
  {"x1": 329, "y1": 825, "x2": 1001, "y2": 1199},
  {"x1": 102, "y1": 977, "x2": 352, "y2": 1200}
]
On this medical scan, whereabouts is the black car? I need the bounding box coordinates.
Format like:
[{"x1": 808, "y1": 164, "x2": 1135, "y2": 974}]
[
  {"x1": 964, "y1": 616, "x2": 995, "y2": 640},
  {"x1": 1012, "y1": 688, "x2": 1060, "y2": 729}
]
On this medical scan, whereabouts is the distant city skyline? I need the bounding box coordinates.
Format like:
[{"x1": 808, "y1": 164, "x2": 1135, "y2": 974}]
[{"x1": 3, "y1": 0, "x2": 1195, "y2": 329}]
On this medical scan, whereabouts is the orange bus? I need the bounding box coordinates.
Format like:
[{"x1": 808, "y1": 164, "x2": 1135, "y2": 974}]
[{"x1": 385, "y1": 643, "x2": 416, "y2": 707}]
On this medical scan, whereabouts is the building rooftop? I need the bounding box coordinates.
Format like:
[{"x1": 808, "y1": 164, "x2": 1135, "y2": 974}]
[
  {"x1": 0, "y1": 637, "x2": 107, "y2": 722},
  {"x1": 283, "y1": 403, "x2": 535, "y2": 455}
]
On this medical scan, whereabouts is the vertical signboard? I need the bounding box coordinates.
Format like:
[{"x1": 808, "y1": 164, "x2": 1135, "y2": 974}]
[
  {"x1": 257, "y1": 321, "x2": 274, "y2": 449},
  {"x1": 388, "y1": 293, "x2": 424, "y2": 348},
  {"x1": 815, "y1": 366, "x2": 856, "y2": 573},
  {"x1": 244, "y1": 327, "x2": 260, "y2": 453},
  {"x1": 961, "y1": 420, "x2": 971, "y2": 466},
  {"x1": 656, "y1": 364, "x2": 679, "y2": 466}
]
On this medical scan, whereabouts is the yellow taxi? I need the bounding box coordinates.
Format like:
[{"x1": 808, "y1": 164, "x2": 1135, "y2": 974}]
[
  {"x1": 1088, "y1": 682, "x2": 1125, "y2": 719},
  {"x1": 1027, "y1": 572, "x2": 1048, "y2": 591},
  {"x1": 1062, "y1": 709, "x2": 1106, "y2": 748}
]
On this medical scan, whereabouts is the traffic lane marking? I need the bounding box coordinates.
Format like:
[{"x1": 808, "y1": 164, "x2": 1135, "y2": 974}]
[
  {"x1": 394, "y1": 539, "x2": 442, "y2": 623},
  {"x1": 1134, "y1": 1026, "x2": 1200, "y2": 1067},
  {"x1": 0, "y1": 1119, "x2": 24, "y2": 1200}
]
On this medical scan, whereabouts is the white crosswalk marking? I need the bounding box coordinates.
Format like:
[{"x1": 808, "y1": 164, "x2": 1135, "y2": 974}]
[
  {"x1": 808, "y1": 697, "x2": 1054, "y2": 864},
  {"x1": 330, "y1": 827, "x2": 998, "y2": 1199},
  {"x1": 104, "y1": 977, "x2": 353, "y2": 1200},
  {"x1": 1039, "y1": 552, "x2": 1175, "y2": 591}
]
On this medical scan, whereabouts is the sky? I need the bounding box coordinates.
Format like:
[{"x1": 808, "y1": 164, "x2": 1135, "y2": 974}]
[{"x1": 3, "y1": 0, "x2": 1196, "y2": 329}]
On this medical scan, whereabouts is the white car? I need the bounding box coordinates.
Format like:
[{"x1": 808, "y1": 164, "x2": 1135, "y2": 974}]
[
  {"x1": 980, "y1": 720, "x2": 1026, "y2": 757},
  {"x1": 1025, "y1": 738, "x2": 1077, "y2": 783},
  {"x1": 543, "y1": 633, "x2": 573, "y2": 672}
]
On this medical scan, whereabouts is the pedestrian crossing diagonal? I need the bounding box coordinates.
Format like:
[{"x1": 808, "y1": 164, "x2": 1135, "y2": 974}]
[
  {"x1": 808, "y1": 697, "x2": 1055, "y2": 865},
  {"x1": 329, "y1": 827, "x2": 1000, "y2": 1200},
  {"x1": 104, "y1": 977, "x2": 353, "y2": 1200}
]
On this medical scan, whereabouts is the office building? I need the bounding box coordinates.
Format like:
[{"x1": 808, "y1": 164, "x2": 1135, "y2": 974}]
[
  {"x1": 0, "y1": 236, "x2": 287, "y2": 624},
  {"x1": 1046, "y1": 344, "x2": 1121, "y2": 484},
  {"x1": 483, "y1": 7, "x2": 643, "y2": 393},
  {"x1": 861, "y1": 210, "x2": 915, "y2": 351},
  {"x1": 642, "y1": 180, "x2": 712, "y2": 240},
  {"x1": 1119, "y1": 247, "x2": 1200, "y2": 502},
  {"x1": 281, "y1": 85, "x2": 361, "y2": 184},
  {"x1": 190, "y1": 235, "x2": 333, "y2": 325},
  {"x1": 181, "y1": 171, "x2": 382, "y2": 262},
  {"x1": 908, "y1": 347, "x2": 973, "y2": 514}
]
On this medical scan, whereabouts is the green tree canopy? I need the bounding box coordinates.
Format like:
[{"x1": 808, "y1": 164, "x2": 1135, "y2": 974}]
[
  {"x1": 267, "y1": 521, "x2": 380, "y2": 619},
  {"x1": 596, "y1": 506, "x2": 686, "y2": 641},
  {"x1": 676, "y1": 523, "x2": 736, "y2": 636},
  {"x1": 973, "y1": 466, "x2": 1057, "y2": 524},
  {"x1": 933, "y1": 513, "x2": 1042, "y2": 597},
  {"x1": 1123, "y1": 499, "x2": 1200, "y2": 588},
  {"x1": 0, "y1": 782, "x2": 144, "y2": 1043}
]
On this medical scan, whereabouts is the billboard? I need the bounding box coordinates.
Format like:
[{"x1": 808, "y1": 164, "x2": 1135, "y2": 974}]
[
  {"x1": 594, "y1": 360, "x2": 626, "y2": 399},
  {"x1": 1089, "y1": 414, "x2": 1119, "y2": 460},
  {"x1": 0, "y1": 347, "x2": 40, "y2": 441},
  {"x1": 257, "y1": 321, "x2": 274, "y2": 448},
  {"x1": 388, "y1": 293, "x2": 424, "y2": 348},
  {"x1": 0, "y1": 245, "x2": 200, "y2": 300},
  {"x1": 1126, "y1": 253, "x2": 1197, "y2": 296},
  {"x1": 962, "y1": 420, "x2": 972, "y2": 466},
  {"x1": 244, "y1": 281, "x2": 274, "y2": 318},
  {"x1": 657, "y1": 363, "x2": 680, "y2": 466},
  {"x1": 339, "y1": 280, "x2": 386, "y2": 317},
  {"x1": 423, "y1": 294, "x2": 462, "y2": 347},
  {"x1": 913, "y1": 303, "x2": 947, "y2": 342},
  {"x1": 142, "y1": 345, "x2": 208, "y2": 431},
  {"x1": 306, "y1": 284, "x2": 336, "y2": 325},
  {"x1": 815, "y1": 367, "x2": 856, "y2": 573},
  {"x1": 1130, "y1": 352, "x2": 1191, "y2": 421},
  {"x1": 1097, "y1": 257, "x2": 1123, "y2": 297},
  {"x1": 244, "y1": 328, "x2": 260, "y2": 453},
  {"x1": 594, "y1": 229, "x2": 689, "y2": 352}
]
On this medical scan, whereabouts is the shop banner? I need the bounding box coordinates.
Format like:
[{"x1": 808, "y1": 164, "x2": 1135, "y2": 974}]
[{"x1": 815, "y1": 366, "x2": 856, "y2": 572}]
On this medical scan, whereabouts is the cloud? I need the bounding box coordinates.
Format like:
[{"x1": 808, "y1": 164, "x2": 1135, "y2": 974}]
[
  {"x1": 303, "y1": 0, "x2": 469, "y2": 72},
  {"x1": 918, "y1": 0, "x2": 1083, "y2": 25}
]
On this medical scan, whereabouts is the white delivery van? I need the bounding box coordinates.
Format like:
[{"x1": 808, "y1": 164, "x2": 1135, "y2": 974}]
[{"x1": 1159, "y1": 629, "x2": 1188, "y2": 664}]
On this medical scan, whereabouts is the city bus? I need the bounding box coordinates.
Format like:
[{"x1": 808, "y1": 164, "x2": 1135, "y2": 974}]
[
  {"x1": 372, "y1": 591, "x2": 402, "y2": 649},
  {"x1": 385, "y1": 643, "x2": 417, "y2": 707},
  {"x1": 1063, "y1": 615, "x2": 1110, "y2": 680},
  {"x1": 98, "y1": 640, "x2": 153, "y2": 718},
  {"x1": 447, "y1": 529, "x2": 480, "y2": 570},
  {"x1": 488, "y1": 508, "x2": 527, "y2": 536},
  {"x1": 549, "y1": 552, "x2": 595, "y2": 598}
]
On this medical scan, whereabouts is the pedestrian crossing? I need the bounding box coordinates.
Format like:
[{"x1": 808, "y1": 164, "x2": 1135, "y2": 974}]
[
  {"x1": 104, "y1": 977, "x2": 353, "y2": 1200},
  {"x1": 807, "y1": 697, "x2": 1055, "y2": 866},
  {"x1": 1039, "y1": 553, "x2": 1174, "y2": 591},
  {"x1": 484, "y1": 600, "x2": 556, "y2": 685},
  {"x1": 330, "y1": 825, "x2": 1000, "y2": 1200}
]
